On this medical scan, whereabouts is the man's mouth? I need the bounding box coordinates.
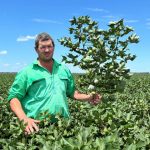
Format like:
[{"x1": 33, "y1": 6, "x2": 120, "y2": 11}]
[{"x1": 44, "y1": 53, "x2": 51, "y2": 57}]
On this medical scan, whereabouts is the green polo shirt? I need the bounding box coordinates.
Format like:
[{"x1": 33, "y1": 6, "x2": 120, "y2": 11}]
[{"x1": 8, "y1": 59, "x2": 75, "y2": 121}]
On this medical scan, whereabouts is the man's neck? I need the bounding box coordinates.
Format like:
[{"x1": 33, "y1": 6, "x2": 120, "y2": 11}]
[{"x1": 38, "y1": 59, "x2": 54, "y2": 73}]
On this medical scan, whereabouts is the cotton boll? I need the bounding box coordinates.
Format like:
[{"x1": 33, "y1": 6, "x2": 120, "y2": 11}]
[
  {"x1": 88, "y1": 84, "x2": 95, "y2": 90},
  {"x1": 94, "y1": 79, "x2": 98, "y2": 84}
]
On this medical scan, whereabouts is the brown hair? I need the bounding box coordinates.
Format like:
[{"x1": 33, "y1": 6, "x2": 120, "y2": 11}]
[{"x1": 34, "y1": 32, "x2": 55, "y2": 50}]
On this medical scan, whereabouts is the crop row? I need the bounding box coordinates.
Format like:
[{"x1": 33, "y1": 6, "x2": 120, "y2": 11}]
[{"x1": 0, "y1": 73, "x2": 150, "y2": 149}]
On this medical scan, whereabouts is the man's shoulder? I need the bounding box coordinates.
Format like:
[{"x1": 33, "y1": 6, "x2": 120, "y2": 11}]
[
  {"x1": 16, "y1": 62, "x2": 35, "y2": 75},
  {"x1": 54, "y1": 59, "x2": 72, "y2": 75},
  {"x1": 55, "y1": 60, "x2": 70, "y2": 71}
]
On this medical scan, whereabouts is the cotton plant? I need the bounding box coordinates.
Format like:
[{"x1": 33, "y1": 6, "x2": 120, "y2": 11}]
[{"x1": 59, "y1": 16, "x2": 139, "y2": 93}]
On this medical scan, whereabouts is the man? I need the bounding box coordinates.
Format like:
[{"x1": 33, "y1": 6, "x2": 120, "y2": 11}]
[{"x1": 8, "y1": 32, "x2": 101, "y2": 134}]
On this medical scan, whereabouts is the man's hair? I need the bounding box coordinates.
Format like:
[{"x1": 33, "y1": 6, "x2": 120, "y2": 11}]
[{"x1": 35, "y1": 32, "x2": 55, "y2": 50}]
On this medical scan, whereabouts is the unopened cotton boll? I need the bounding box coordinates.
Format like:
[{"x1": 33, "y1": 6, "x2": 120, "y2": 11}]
[
  {"x1": 88, "y1": 84, "x2": 95, "y2": 90},
  {"x1": 91, "y1": 91, "x2": 96, "y2": 94}
]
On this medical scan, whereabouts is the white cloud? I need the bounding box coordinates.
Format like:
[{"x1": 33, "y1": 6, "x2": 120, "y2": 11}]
[
  {"x1": 145, "y1": 18, "x2": 150, "y2": 29},
  {"x1": 12, "y1": 63, "x2": 27, "y2": 71},
  {"x1": 86, "y1": 8, "x2": 109, "y2": 13},
  {"x1": 33, "y1": 18, "x2": 62, "y2": 24},
  {"x1": 102, "y1": 15, "x2": 115, "y2": 19},
  {"x1": 17, "y1": 35, "x2": 37, "y2": 42},
  {"x1": 0, "y1": 50, "x2": 7, "y2": 55},
  {"x1": 146, "y1": 18, "x2": 150, "y2": 21},
  {"x1": 23, "y1": 63, "x2": 27, "y2": 66},
  {"x1": 124, "y1": 19, "x2": 139, "y2": 23},
  {"x1": 16, "y1": 62, "x2": 21, "y2": 65},
  {"x1": 146, "y1": 22, "x2": 150, "y2": 25},
  {"x1": 146, "y1": 25, "x2": 150, "y2": 29},
  {"x1": 16, "y1": 62, "x2": 27, "y2": 66},
  {"x1": 3, "y1": 63, "x2": 10, "y2": 67}
]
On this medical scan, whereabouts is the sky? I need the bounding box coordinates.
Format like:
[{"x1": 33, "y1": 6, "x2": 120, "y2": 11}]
[{"x1": 0, "y1": 0, "x2": 150, "y2": 73}]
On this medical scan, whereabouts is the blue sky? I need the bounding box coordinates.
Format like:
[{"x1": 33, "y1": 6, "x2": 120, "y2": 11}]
[{"x1": 0, "y1": 0, "x2": 150, "y2": 73}]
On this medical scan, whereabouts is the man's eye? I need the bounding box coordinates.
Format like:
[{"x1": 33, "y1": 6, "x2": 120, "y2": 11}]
[
  {"x1": 42, "y1": 46, "x2": 46, "y2": 49},
  {"x1": 39, "y1": 45, "x2": 53, "y2": 50}
]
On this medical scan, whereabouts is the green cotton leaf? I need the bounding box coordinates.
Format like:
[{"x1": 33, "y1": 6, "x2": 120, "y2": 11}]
[
  {"x1": 126, "y1": 112, "x2": 131, "y2": 121},
  {"x1": 67, "y1": 53, "x2": 74, "y2": 58},
  {"x1": 58, "y1": 120, "x2": 62, "y2": 127},
  {"x1": 82, "y1": 129, "x2": 90, "y2": 142},
  {"x1": 128, "y1": 34, "x2": 139, "y2": 43},
  {"x1": 125, "y1": 144, "x2": 137, "y2": 150},
  {"x1": 95, "y1": 139, "x2": 105, "y2": 150},
  {"x1": 119, "y1": 41, "x2": 128, "y2": 47},
  {"x1": 105, "y1": 133, "x2": 118, "y2": 143},
  {"x1": 63, "y1": 145, "x2": 74, "y2": 150},
  {"x1": 69, "y1": 16, "x2": 77, "y2": 25},
  {"x1": 53, "y1": 129, "x2": 58, "y2": 138},
  {"x1": 136, "y1": 141, "x2": 146, "y2": 148},
  {"x1": 43, "y1": 143, "x2": 51, "y2": 150},
  {"x1": 81, "y1": 145, "x2": 91, "y2": 150},
  {"x1": 77, "y1": 133, "x2": 83, "y2": 144},
  {"x1": 69, "y1": 28, "x2": 74, "y2": 34},
  {"x1": 16, "y1": 142, "x2": 25, "y2": 148},
  {"x1": 123, "y1": 26, "x2": 134, "y2": 35},
  {"x1": 62, "y1": 138, "x2": 74, "y2": 148},
  {"x1": 63, "y1": 129, "x2": 68, "y2": 136},
  {"x1": 8, "y1": 145, "x2": 17, "y2": 150},
  {"x1": 108, "y1": 21, "x2": 116, "y2": 28},
  {"x1": 62, "y1": 56, "x2": 67, "y2": 62},
  {"x1": 108, "y1": 119, "x2": 112, "y2": 125},
  {"x1": 117, "y1": 110, "x2": 122, "y2": 118},
  {"x1": 81, "y1": 34, "x2": 86, "y2": 42},
  {"x1": 130, "y1": 55, "x2": 136, "y2": 61},
  {"x1": 67, "y1": 53, "x2": 78, "y2": 59},
  {"x1": 58, "y1": 38, "x2": 65, "y2": 45},
  {"x1": 136, "y1": 132, "x2": 146, "y2": 141}
]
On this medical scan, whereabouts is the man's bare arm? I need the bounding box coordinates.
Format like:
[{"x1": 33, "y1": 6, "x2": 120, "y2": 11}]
[
  {"x1": 73, "y1": 90, "x2": 102, "y2": 105},
  {"x1": 10, "y1": 98, "x2": 40, "y2": 134}
]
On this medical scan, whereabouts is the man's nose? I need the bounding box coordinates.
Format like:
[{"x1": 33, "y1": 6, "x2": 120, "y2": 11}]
[{"x1": 45, "y1": 47, "x2": 50, "y2": 52}]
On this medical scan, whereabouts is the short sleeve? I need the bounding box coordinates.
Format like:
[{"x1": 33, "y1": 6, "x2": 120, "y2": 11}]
[
  {"x1": 66, "y1": 70, "x2": 76, "y2": 98},
  {"x1": 7, "y1": 70, "x2": 27, "y2": 101}
]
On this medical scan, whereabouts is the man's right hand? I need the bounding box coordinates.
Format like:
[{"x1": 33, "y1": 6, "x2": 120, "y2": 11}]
[
  {"x1": 10, "y1": 98, "x2": 40, "y2": 135},
  {"x1": 23, "y1": 117, "x2": 40, "y2": 135}
]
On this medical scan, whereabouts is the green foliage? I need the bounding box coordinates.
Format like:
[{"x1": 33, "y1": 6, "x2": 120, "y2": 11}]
[
  {"x1": 58, "y1": 16, "x2": 139, "y2": 93},
  {"x1": 1, "y1": 73, "x2": 150, "y2": 149}
]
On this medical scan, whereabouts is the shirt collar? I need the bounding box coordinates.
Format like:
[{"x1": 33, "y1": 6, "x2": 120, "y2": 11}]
[{"x1": 33, "y1": 58, "x2": 61, "y2": 68}]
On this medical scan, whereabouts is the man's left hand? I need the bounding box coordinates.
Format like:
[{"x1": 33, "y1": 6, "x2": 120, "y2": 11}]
[{"x1": 89, "y1": 93, "x2": 102, "y2": 105}]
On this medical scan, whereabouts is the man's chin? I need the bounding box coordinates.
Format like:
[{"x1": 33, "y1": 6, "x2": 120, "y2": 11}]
[{"x1": 41, "y1": 57, "x2": 53, "y2": 62}]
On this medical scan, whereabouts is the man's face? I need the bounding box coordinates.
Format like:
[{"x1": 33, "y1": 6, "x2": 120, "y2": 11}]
[{"x1": 36, "y1": 39, "x2": 54, "y2": 62}]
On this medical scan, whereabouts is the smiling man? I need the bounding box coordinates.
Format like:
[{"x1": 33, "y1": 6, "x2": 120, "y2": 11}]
[{"x1": 8, "y1": 32, "x2": 101, "y2": 134}]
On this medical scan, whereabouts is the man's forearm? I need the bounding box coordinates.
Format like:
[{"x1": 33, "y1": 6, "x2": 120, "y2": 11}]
[
  {"x1": 10, "y1": 98, "x2": 27, "y2": 121},
  {"x1": 73, "y1": 91, "x2": 92, "y2": 102},
  {"x1": 10, "y1": 98, "x2": 40, "y2": 134}
]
